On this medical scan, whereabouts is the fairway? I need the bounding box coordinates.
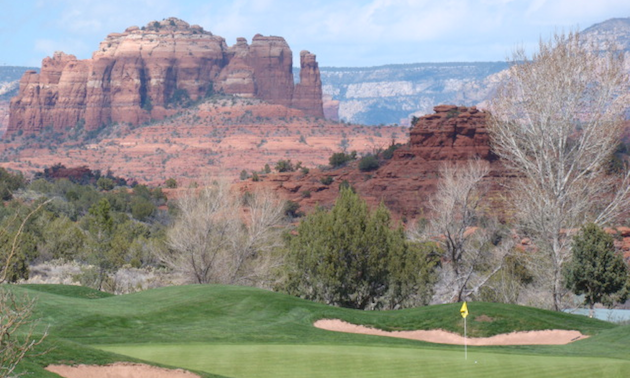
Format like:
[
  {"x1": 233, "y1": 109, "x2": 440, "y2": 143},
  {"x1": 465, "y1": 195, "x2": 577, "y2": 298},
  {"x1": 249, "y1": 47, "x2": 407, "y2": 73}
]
[
  {"x1": 9, "y1": 284, "x2": 630, "y2": 378},
  {"x1": 97, "y1": 343, "x2": 630, "y2": 378}
]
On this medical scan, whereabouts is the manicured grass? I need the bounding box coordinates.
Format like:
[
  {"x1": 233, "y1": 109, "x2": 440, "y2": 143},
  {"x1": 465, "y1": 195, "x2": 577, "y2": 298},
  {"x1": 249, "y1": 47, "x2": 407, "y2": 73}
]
[
  {"x1": 7, "y1": 284, "x2": 630, "y2": 377},
  {"x1": 97, "y1": 344, "x2": 630, "y2": 378},
  {"x1": 21, "y1": 284, "x2": 114, "y2": 299}
]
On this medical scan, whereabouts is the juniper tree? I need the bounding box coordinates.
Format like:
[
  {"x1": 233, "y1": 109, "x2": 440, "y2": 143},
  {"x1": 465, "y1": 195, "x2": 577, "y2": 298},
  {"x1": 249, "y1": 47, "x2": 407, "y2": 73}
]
[
  {"x1": 283, "y1": 187, "x2": 437, "y2": 310},
  {"x1": 565, "y1": 223, "x2": 629, "y2": 317}
]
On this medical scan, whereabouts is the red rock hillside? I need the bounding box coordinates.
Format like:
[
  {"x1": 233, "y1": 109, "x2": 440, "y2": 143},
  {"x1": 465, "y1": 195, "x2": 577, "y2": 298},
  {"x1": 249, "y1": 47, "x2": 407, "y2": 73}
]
[
  {"x1": 8, "y1": 17, "x2": 323, "y2": 136},
  {"x1": 240, "y1": 105, "x2": 507, "y2": 221},
  {"x1": 0, "y1": 96, "x2": 407, "y2": 185}
]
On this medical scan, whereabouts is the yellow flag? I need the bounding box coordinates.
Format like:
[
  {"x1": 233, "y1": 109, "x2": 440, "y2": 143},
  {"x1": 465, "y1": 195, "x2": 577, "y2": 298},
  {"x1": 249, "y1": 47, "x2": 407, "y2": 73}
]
[{"x1": 460, "y1": 302, "x2": 469, "y2": 319}]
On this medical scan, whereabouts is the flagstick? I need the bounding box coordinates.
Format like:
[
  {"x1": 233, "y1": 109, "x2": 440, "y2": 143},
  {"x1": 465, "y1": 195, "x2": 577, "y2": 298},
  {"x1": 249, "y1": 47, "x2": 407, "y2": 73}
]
[{"x1": 464, "y1": 316, "x2": 467, "y2": 360}]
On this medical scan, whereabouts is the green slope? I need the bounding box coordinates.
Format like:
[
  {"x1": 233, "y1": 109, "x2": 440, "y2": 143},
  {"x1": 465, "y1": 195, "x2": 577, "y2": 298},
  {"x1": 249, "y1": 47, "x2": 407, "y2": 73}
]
[{"x1": 7, "y1": 284, "x2": 630, "y2": 378}]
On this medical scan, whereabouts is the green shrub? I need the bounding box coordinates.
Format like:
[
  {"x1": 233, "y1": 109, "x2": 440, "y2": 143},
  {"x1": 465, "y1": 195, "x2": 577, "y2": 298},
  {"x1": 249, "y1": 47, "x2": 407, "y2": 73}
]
[
  {"x1": 381, "y1": 143, "x2": 404, "y2": 160},
  {"x1": 131, "y1": 197, "x2": 155, "y2": 221},
  {"x1": 275, "y1": 160, "x2": 295, "y2": 173},
  {"x1": 284, "y1": 200, "x2": 303, "y2": 218},
  {"x1": 97, "y1": 177, "x2": 115, "y2": 191},
  {"x1": 320, "y1": 176, "x2": 334, "y2": 185},
  {"x1": 329, "y1": 151, "x2": 356, "y2": 168},
  {"x1": 165, "y1": 178, "x2": 178, "y2": 188},
  {"x1": 358, "y1": 155, "x2": 379, "y2": 172}
]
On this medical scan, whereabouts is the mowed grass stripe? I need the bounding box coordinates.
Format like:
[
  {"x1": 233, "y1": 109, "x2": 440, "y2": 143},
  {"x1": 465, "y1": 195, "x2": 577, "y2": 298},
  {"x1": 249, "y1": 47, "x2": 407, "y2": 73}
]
[{"x1": 96, "y1": 344, "x2": 630, "y2": 378}]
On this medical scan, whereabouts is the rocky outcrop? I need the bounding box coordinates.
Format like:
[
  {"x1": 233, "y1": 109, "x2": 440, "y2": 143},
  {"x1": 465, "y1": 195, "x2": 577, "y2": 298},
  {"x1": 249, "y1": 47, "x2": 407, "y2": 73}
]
[
  {"x1": 292, "y1": 51, "x2": 324, "y2": 118},
  {"x1": 243, "y1": 105, "x2": 505, "y2": 220},
  {"x1": 406, "y1": 105, "x2": 494, "y2": 160},
  {"x1": 8, "y1": 18, "x2": 324, "y2": 135}
]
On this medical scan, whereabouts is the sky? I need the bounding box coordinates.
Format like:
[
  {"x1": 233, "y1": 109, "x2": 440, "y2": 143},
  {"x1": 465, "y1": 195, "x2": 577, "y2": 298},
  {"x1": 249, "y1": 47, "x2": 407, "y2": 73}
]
[{"x1": 1, "y1": 0, "x2": 629, "y2": 68}]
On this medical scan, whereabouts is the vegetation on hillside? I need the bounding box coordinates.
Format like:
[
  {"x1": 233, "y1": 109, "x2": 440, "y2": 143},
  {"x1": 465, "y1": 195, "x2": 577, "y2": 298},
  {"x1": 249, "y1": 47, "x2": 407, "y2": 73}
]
[{"x1": 0, "y1": 165, "x2": 167, "y2": 293}]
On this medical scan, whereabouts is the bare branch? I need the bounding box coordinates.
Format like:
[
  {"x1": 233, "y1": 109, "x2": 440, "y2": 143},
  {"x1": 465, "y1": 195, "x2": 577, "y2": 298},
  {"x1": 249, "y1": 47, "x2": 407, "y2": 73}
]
[
  {"x1": 0, "y1": 288, "x2": 48, "y2": 378},
  {"x1": 487, "y1": 31, "x2": 630, "y2": 310}
]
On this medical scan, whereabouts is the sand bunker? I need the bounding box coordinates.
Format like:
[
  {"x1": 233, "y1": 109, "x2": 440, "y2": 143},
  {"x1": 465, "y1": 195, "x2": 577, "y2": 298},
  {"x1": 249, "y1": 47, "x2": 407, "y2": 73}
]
[
  {"x1": 45, "y1": 362, "x2": 201, "y2": 378},
  {"x1": 314, "y1": 319, "x2": 588, "y2": 346}
]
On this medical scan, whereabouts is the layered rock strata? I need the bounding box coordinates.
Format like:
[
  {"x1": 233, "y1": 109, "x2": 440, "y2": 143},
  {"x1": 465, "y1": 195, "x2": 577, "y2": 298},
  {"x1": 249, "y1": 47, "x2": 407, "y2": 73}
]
[
  {"x1": 243, "y1": 105, "x2": 505, "y2": 220},
  {"x1": 8, "y1": 18, "x2": 324, "y2": 135}
]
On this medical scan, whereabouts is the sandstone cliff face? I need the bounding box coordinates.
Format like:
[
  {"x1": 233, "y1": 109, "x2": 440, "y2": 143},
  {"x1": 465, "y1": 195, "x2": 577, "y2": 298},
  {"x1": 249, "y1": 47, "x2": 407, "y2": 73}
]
[
  {"x1": 292, "y1": 51, "x2": 324, "y2": 118},
  {"x1": 8, "y1": 18, "x2": 324, "y2": 135},
  {"x1": 405, "y1": 104, "x2": 494, "y2": 160},
  {"x1": 245, "y1": 105, "x2": 504, "y2": 220}
]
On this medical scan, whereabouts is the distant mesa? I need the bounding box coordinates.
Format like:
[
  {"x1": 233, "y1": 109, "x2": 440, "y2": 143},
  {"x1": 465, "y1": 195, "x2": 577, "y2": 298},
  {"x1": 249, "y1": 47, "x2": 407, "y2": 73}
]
[{"x1": 7, "y1": 17, "x2": 324, "y2": 136}]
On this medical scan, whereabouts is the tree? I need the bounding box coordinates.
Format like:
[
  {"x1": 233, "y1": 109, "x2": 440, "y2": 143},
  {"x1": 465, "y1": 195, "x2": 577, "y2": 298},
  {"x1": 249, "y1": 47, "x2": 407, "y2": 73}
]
[
  {"x1": 38, "y1": 216, "x2": 85, "y2": 261},
  {"x1": 0, "y1": 168, "x2": 25, "y2": 201},
  {"x1": 275, "y1": 159, "x2": 295, "y2": 173},
  {"x1": 283, "y1": 187, "x2": 437, "y2": 310},
  {"x1": 413, "y1": 160, "x2": 512, "y2": 303},
  {"x1": 81, "y1": 199, "x2": 120, "y2": 290},
  {"x1": 329, "y1": 151, "x2": 356, "y2": 168},
  {"x1": 0, "y1": 288, "x2": 47, "y2": 378},
  {"x1": 358, "y1": 154, "x2": 379, "y2": 172},
  {"x1": 96, "y1": 177, "x2": 115, "y2": 191},
  {"x1": 130, "y1": 196, "x2": 155, "y2": 221},
  {"x1": 565, "y1": 223, "x2": 629, "y2": 317},
  {"x1": 158, "y1": 181, "x2": 286, "y2": 286},
  {"x1": 0, "y1": 201, "x2": 49, "y2": 284},
  {"x1": 488, "y1": 31, "x2": 630, "y2": 310},
  {"x1": 165, "y1": 178, "x2": 178, "y2": 188}
]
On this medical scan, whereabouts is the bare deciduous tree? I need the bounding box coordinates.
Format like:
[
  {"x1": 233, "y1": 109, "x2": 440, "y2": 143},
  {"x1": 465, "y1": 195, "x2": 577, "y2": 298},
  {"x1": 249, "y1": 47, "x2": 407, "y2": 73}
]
[
  {"x1": 158, "y1": 180, "x2": 285, "y2": 287},
  {"x1": 412, "y1": 160, "x2": 512, "y2": 303},
  {"x1": 488, "y1": 31, "x2": 630, "y2": 310},
  {"x1": 0, "y1": 288, "x2": 47, "y2": 378},
  {"x1": 1, "y1": 200, "x2": 50, "y2": 284}
]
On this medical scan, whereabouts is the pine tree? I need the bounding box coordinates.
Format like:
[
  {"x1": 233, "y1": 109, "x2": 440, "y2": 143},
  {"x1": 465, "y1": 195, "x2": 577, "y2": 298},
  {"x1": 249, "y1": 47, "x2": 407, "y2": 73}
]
[{"x1": 565, "y1": 223, "x2": 629, "y2": 316}]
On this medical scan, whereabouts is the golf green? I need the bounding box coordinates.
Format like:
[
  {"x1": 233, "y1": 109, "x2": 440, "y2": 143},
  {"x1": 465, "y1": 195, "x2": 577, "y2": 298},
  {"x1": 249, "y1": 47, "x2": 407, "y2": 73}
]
[{"x1": 97, "y1": 343, "x2": 630, "y2": 378}]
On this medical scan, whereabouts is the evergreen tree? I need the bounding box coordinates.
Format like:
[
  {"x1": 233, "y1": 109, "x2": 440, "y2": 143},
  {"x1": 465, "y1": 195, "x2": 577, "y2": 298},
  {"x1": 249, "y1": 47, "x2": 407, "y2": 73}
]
[
  {"x1": 82, "y1": 199, "x2": 121, "y2": 290},
  {"x1": 565, "y1": 223, "x2": 629, "y2": 316},
  {"x1": 283, "y1": 187, "x2": 437, "y2": 310}
]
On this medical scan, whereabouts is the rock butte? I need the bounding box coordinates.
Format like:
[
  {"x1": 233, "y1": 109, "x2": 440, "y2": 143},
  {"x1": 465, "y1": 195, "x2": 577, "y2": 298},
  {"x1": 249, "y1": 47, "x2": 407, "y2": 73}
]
[
  {"x1": 8, "y1": 17, "x2": 324, "y2": 135},
  {"x1": 240, "y1": 104, "x2": 508, "y2": 220}
]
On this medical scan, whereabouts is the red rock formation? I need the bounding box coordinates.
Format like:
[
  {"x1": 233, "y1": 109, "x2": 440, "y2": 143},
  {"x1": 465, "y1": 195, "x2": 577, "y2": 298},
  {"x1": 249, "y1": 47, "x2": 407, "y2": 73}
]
[
  {"x1": 8, "y1": 18, "x2": 324, "y2": 135},
  {"x1": 407, "y1": 105, "x2": 494, "y2": 160},
  {"x1": 322, "y1": 94, "x2": 340, "y2": 121},
  {"x1": 292, "y1": 51, "x2": 324, "y2": 118},
  {"x1": 242, "y1": 105, "x2": 505, "y2": 221}
]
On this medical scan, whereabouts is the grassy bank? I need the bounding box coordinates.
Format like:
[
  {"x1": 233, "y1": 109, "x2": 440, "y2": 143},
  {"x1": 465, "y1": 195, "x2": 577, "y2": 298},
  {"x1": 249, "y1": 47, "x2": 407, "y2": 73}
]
[{"x1": 7, "y1": 284, "x2": 629, "y2": 377}]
